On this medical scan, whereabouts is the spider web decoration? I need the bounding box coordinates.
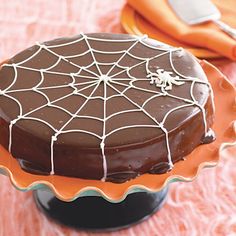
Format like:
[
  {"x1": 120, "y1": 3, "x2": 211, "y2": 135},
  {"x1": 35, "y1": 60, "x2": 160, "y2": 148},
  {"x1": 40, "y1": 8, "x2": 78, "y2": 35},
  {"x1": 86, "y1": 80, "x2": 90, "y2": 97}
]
[{"x1": 0, "y1": 33, "x2": 213, "y2": 181}]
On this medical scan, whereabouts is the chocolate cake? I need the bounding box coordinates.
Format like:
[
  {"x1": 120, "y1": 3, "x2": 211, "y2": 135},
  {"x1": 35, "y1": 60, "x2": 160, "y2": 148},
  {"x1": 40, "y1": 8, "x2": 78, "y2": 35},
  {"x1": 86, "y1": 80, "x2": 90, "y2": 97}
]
[{"x1": 0, "y1": 33, "x2": 215, "y2": 183}]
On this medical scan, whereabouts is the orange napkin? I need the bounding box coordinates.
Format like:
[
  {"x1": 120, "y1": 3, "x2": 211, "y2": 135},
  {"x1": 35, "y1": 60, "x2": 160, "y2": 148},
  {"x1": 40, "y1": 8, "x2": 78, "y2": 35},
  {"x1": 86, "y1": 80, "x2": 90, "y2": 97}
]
[{"x1": 127, "y1": 0, "x2": 236, "y2": 60}]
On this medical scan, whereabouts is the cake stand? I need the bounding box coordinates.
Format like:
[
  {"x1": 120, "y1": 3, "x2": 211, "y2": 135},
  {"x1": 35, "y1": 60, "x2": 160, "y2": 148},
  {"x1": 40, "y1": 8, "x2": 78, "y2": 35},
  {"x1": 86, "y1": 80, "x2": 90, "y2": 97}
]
[{"x1": 0, "y1": 61, "x2": 235, "y2": 231}]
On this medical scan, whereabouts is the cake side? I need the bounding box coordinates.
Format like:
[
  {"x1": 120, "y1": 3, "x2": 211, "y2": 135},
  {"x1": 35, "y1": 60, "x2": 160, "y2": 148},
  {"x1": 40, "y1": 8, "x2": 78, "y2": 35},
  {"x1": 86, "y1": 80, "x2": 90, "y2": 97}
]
[{"x1": 0, "y1": 33, "x2": 215, "y2": 183}]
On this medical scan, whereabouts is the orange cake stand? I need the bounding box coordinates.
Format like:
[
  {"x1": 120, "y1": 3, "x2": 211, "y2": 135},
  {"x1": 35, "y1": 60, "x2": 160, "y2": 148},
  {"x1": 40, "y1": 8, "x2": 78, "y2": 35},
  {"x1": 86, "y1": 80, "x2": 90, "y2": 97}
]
[{"x1": 0, "y1": 60, "x2": 235, "y2": 231}]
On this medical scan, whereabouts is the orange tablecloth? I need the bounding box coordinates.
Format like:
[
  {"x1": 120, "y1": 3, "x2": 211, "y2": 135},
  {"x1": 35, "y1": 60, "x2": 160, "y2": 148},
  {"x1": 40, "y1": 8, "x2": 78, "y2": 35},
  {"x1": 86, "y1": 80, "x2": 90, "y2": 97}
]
[{"x1": 0, "y1": 1, "x2": 236, "y2": 235}]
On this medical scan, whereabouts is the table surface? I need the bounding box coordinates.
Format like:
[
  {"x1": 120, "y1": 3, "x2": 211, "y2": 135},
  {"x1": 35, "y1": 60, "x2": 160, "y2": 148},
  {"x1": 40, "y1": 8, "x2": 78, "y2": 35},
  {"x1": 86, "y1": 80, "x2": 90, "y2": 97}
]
[{"x1": 0, "y1": 1, "x2": 236, "y2": 236}]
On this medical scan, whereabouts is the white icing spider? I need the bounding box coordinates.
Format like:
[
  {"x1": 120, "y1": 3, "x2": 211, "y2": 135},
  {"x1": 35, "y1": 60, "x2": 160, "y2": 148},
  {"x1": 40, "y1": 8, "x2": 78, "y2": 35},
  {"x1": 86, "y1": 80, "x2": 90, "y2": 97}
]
[{"x1": 147, "y1": 68, "x2": 185, "y2": 91}]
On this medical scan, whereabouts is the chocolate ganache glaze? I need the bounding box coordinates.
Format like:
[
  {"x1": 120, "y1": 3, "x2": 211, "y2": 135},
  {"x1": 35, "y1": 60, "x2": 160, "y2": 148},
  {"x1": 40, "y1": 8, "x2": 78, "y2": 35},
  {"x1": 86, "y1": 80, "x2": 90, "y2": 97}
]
[{"x1": 0, "y1": 33, "x2": 215, "y2": 183}]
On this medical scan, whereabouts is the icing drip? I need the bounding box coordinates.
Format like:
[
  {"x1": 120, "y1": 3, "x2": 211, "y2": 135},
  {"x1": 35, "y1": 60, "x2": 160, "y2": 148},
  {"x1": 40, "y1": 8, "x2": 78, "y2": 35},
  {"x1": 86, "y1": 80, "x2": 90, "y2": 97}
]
[
  {"x1": 0, "y1": 33, "x2": 213, "y2": 181},
  {"x1": 202, "y1": 128, "x2": 216, "y2": 144}
]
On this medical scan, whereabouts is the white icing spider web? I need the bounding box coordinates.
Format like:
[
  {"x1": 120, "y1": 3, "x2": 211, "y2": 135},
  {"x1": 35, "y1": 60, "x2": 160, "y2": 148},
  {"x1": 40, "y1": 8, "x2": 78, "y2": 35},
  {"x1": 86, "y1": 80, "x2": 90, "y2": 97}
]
[{"x1": 0, "y1": 33, "x2": 212, "y2": 181}]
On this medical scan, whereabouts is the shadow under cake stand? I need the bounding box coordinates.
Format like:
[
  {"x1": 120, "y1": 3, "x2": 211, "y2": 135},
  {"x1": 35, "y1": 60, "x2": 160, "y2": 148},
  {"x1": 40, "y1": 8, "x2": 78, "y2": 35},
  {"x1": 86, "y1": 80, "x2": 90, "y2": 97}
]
[
  {"x1": 33, "y1": 187, "x2": 168, "y2": 231},
  {"x1": 0, "y1": 61, "x2": 235, "y2": 231}
]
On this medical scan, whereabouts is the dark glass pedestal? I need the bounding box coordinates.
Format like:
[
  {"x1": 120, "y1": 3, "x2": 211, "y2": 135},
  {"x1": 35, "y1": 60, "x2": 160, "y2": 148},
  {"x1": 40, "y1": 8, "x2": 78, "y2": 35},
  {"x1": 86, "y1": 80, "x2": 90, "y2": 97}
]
[{"x1": 33, "y1": 187, "x2": 168, "y2": 232}]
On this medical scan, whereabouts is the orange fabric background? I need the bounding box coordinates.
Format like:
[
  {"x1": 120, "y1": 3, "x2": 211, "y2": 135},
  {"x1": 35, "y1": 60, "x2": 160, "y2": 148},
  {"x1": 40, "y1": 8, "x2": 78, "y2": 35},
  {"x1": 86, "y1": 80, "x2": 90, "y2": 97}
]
[
  {"x1": 0, "y1": 1, "x2": 236, "y2": 236},
  {"x1": 127, "y1": 0, "x2": 236, "y2": 60}
]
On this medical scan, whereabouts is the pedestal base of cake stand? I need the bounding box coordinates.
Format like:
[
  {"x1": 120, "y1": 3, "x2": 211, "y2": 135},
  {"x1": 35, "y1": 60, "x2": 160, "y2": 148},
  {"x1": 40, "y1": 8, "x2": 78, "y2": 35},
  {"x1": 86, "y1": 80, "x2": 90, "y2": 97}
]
[{"x1": 33, "y1": 187, "x2": 168, "y2": 232}]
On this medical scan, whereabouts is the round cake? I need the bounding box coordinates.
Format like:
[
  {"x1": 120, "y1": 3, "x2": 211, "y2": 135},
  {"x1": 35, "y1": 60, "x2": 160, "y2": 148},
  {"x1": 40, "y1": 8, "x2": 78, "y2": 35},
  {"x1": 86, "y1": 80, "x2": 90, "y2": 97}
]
[{"x1": 0, "y1": 33, "x2": 215, "y2": 183}]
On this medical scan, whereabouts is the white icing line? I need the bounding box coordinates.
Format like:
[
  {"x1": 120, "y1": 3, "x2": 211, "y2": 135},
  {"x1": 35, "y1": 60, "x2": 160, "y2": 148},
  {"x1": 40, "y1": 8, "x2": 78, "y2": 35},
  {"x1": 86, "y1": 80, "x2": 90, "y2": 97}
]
[
  {"x1": 82, "y1": 33, "x2": 103, "y2": 76},
  {"x1": 43, "y1": 57, "x2": 62, "y2": 71},
  {"x1": 3, "y1": 94, "x2": 23, "y2": 115},
  {"x1": 106, "y1": 109, "x2": 141, "y2": 120},
  {"x1": 169, "y1": 51, "x2": 210, "y2": 133},
  {"x1": 139, "y1": 37, "x2": 174, "y2": 51},
  {"x1": 72, "y1": 115, "x2": 103, "y2": 122},
  {"x1": 110, "y1": 78, "x2": 147, "y2": 81},
  {"x1": 108, "y1": 83, "x2": 173, "y2": 167},
  {"x1": 110, "y1": 79, "x2": 163, "y2": 95},
  {"x1": 15, "y1": 46, "x2": 42, "y2": 66},
  {"x1": 105, "y1": 35, "x2": 145, "y2": 76},
  {"x1": 0, "y1": 33, "x2": 213, "y2": 181},
  {"x1": 7, "y1": 80, "x2": 98, "y2": 152},
  {"x1": 46, "y1": 36, "x2": 84, "y2": 48},
  {"x1": 142, "y1": 94, "x2": 164, "y2": 108},
  {"x1": 19, "y1": 117, "x2": 58, "y2": 132},
  {"x1": 161, "y1": 104, "x2": 194, "y2": 125},
  {"x1": 63, "y1": 49, "x2": 91, "y2": 59},
  {"x1": 37, "y1": 41, "x2": 99, "y2": 78},
  {"x1": 190, "y1": 81, "x2": 208, "y2": 133},
  {"x1": 106, "y1": 124, "x2": 161, "y2": 137},
  {"x1": 107, "y1": 80, "x2": 173, "y2": 167},
  {"x1": 60, "y1": 129, "x2": 102, "y2": 139},
  {"x1": 73, "y1": 74, "x2": 98, "y2": 80},
  {"x1": 86, "y1": 34, "x2": 173, "y2": 52},
  {"x1": 109, "y1": 50, "x2": 177, "y2": 79},
  {"x1": 49, "y1": 81, "x2": 101, "y2": 174},
  {"x1": 100, "y1": 75, "x2": 108, "y2": 181},
  {"x1": 85, "y1": 35, "x2": 140, "y2": 42},
  {"x1": 90, "y1": 48, "x2": 127, "y2": 55},
  {"x1": 2, "y1": 64, "x2": 17, "y2": 92},
  {"x1": 50, "y1": 136, "x2": 55, "y2": 175},
  {"x1": 5, "y1": 94, "x2": 23, "y2": 152}
]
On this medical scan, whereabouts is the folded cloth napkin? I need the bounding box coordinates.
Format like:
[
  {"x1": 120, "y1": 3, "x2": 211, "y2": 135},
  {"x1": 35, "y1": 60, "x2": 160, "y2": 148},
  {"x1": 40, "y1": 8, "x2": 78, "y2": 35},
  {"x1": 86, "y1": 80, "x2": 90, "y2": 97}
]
[{"x1": 127, "y1": 0, "x2": 236, "y2": 60}]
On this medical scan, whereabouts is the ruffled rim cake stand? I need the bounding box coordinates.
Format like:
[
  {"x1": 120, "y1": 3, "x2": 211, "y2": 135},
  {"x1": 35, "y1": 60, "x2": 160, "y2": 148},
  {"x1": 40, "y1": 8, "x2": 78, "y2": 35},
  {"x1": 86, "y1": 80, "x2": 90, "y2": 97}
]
[{"x1": 0, "y1": 60, "x2": 235, "y2": 231}]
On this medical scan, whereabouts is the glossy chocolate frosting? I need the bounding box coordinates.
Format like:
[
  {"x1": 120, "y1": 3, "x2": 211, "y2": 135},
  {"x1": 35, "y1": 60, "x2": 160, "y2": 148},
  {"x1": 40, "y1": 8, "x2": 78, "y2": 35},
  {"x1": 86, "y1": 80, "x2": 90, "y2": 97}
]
[{"x1": 0, "y1": 33, "x2": 215, "y2": 183}]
